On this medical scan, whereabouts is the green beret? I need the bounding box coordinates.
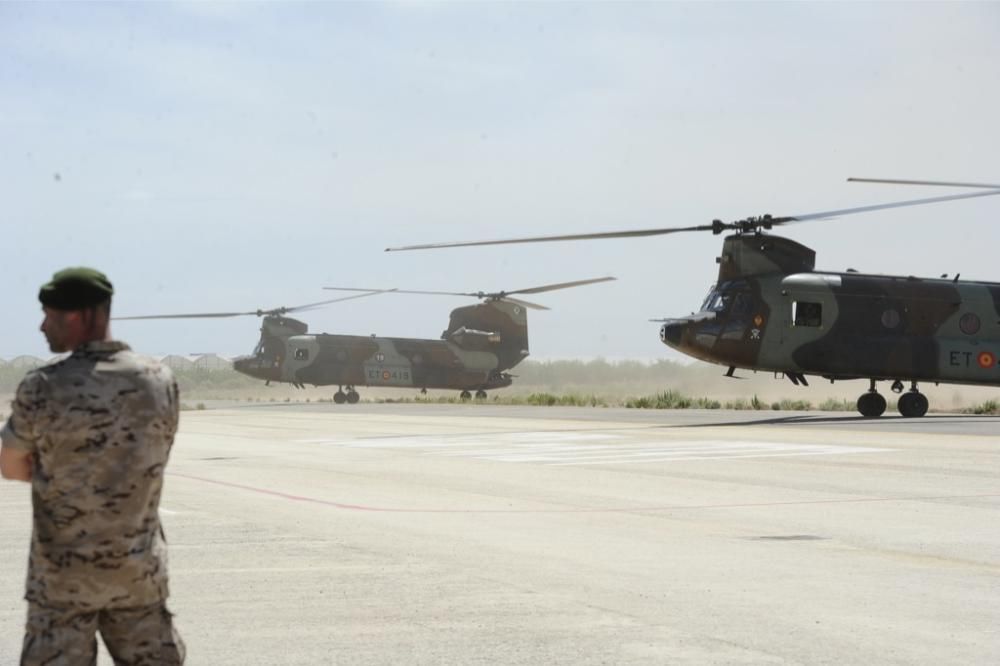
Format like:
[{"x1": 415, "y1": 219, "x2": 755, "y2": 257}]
[{"x1": 39, "y1": 267, "x2": 114, "y2": 310}]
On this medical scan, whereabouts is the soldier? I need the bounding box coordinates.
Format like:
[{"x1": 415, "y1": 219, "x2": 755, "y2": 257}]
[{"x1": 0, "y1": 268, "x2": 185, "y2": 665}]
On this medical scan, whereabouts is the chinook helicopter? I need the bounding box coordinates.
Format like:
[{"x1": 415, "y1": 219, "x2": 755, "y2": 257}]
[
  {"x1": 387, "y1": 181, "x2": 1000, "y2": 418},
  {"x1": 118, "y1": 277, "x2": 614, "y2": 403}
]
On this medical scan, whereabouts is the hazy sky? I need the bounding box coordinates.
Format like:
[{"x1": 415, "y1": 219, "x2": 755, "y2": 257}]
[{"x1": 3, "y1": 1, "x2": 999, "y2": 362}]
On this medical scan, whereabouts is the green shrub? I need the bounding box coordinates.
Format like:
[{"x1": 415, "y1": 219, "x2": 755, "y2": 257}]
[
  {"x1": 777, "y1": 399, "x2": 812, "y2": 411},
  {"x1": 964, "y1": 399, "x2": 1000, "y2": 415}
]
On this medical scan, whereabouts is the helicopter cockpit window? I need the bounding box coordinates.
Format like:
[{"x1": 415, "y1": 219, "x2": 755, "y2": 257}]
[
  {"x1": 702, "y1": 291, "x2": 751, "y2": 315},
  {"x1": 705, "y1": 293, "x2": 730, "y2": 312},
  {"x1": 792, "y1": 301, "x2": 822, "y2": 327},
  {"x1": 294, "y1": 348, "x2": 309, "y2": 361},
  {"x1": 700, "y1": 287, "x2": 718, "y2": 312}
]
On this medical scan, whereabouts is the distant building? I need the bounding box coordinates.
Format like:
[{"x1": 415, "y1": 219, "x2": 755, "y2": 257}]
[
  {"x1": 191, "y1": 353, "x2": 231, "y2": 371},
  {"x1": 160, "y1": 355, "x2": 196, "y2": 371},
  {"x1": 8, "y1": 355, "x2": 45, "y2": 369},
  {"x1": 157, "y1": 354, "x2": 232, "y2": 371}
]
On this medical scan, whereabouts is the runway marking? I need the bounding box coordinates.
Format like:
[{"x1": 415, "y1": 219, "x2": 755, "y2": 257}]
[
  {"x1": 298, "y1": 432, "x2": 893, "y2": 466},
  {"x1": 168, "y1": 473, "x2": 1000, "y2": 515}
]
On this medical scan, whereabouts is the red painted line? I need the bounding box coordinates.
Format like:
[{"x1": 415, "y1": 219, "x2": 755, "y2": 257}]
[{"x1": 169, "y1": 472, "x2": 1000, "y2": 515}]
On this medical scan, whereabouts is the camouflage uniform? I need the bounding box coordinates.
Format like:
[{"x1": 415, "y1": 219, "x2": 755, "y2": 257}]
[{"x1": 1, "y1": 340, "x2": 185, "y2": 665}]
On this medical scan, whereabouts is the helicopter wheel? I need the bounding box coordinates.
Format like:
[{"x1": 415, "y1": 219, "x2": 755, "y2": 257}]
[
  {"x1": 460, "y1": 390, "x2": 472, "y2": 401},
  {"x1": 897, "y1": 390, "x2": 928, "y2": 418},
  {"x1": 346, "y1": 389, "x2": 360, "y2": 404},
  {"x1": 475, "y1": 390, "x2": 487, "y2": 400},
  {"x1": 333, "y1": 390, "x2": 347, "y2": 405},
  {"x1": 856, "y1": 391, "x2": 886, "y2": 418}
]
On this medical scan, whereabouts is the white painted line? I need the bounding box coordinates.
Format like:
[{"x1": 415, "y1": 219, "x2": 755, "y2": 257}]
[
  {"x1": 296, "y1": 432, "x2": 895, "y2": 467},
  {"x1": 499, "y1": 443, "x2": 824, "y2": 462},
  {"x1": 434, "y1": 444, "x2": 626, "y2": 457},
  {"x1": 550, "y1": 448, "x2": 895, "y2": 466}
]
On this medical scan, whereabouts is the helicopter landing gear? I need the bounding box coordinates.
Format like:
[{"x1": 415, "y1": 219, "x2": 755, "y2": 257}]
[
  {"x1": 475, "y1": 389, "x2": 487, "y2": 400},
  {"x1": 460, "y1": 390, "x2": 472, "y2": 400},
  {"x1": 857, "y1": 380, "x2": 886, "y2": 418},
  {"x1": 897, "y1": 383, "x2": 928, "y2": 417},
  {"x1": 333, "y1": 386, "x2": 360, "y2": 404}
]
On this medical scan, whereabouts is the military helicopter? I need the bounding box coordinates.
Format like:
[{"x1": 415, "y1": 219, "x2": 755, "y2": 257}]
[
  {"x1": 386, "y1": 182, "x2": 1000, "y2": 418},
  {"x1": 118, "y1": 277, "x2": 614, "y2": 403}
]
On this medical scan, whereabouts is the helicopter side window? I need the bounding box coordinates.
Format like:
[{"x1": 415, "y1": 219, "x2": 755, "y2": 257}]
[
  {"x1": 793, "y1": 301, "x2": 822, "y2": 327},
  {"x1": 294, "y1": 348, "x2": 309, "y2": 361}
]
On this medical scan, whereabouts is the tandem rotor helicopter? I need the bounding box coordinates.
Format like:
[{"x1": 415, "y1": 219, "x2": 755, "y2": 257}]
[
  {"x1": 387, "y1": 178, "x2": 1000, "y2": 418},
  {"x1": 118, "y1": 277, "x2": 614, "y2": 403}
]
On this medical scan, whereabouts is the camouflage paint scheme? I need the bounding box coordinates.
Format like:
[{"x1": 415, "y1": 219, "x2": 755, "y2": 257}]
[
  {"x1": 233, "y1": 300, "x2": 528, "y2": 392},
  {"x1": 659, "y1": 234, "x2": 1000, "y2": 386}
]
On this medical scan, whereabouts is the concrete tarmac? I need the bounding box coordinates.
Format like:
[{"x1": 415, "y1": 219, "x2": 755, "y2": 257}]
[{"x1": 1, "y1": 404, "x2": 998, "y2": 664}]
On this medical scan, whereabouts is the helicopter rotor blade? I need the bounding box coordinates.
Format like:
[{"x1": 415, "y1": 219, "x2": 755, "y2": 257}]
[
  {"x1": 502, "y1": 297, "x2": 550, "y2": 311},
  {"x1": 385, "y1": 224, "x2": 717, "y2": 252},
  {"x1": 848, "y1": 177, "x2": 1000, "y2": 189},
  {"x1": 115, "y1": 311, "x2": 261, "y2": 320},
  {"x1": 503, "y1": 276, "x2": 617, "y2": 296},
  {"x1": 386, "y1": 186, "x2": 1000, "y2": 252},
  {"x1": 787, "y1": 189, "x2": 1000, "y2": 223},
  {"x1": 115, "y1": 289, "x2": 395, "y2": 321},
  {"x1": 325, "y1": 278, "x2": 614, "y2": 304},
  {"x1": 285, "y1": 289, "x2": 397, "y2": 313},
  {"x1": 323, "y1": 287, "x2": 481, "y2": 298}
]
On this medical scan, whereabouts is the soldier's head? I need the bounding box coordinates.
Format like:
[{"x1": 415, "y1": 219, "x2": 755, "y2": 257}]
[{"x1": 38, "y1": 267, "x2": 114, "y2": 352}]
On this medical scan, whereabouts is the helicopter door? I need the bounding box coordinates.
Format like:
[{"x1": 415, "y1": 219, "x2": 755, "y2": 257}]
[
  {"x1": 778, "y1": 274, "x2": 841, "y2": 347},
  {"x1": 283, "y1": 336, "x2": 320, "y2": 383}
]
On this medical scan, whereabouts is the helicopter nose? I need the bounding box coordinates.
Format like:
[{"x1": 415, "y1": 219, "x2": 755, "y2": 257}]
[
  {"x1": 231, "y1": 354, "x2": 256, "y2": 376},
  {"x1": 659, "y1": 321, "x2": 684, "y2": 348}
]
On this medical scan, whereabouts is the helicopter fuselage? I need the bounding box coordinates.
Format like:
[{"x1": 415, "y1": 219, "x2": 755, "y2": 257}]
[
  {"x1": 235, "y1": 332, "x2": 515, "y2": 391},
  {"x1": 232, "y1": 299, "x2": 530, "y2": 394},
  {"x1": 659, "y1": 234, "x2": 1000, "y2": 388}
]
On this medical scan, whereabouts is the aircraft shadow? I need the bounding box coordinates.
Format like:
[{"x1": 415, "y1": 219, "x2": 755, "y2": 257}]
[{"x1": 662, "y1": 413, "x2": 1000, "y2": 428}]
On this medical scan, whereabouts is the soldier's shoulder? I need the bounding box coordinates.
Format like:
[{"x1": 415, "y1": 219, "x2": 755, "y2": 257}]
[
  {"x1": 15, "y1": 366, "x2": 50, "y2": 395},
  {"x1": 121, "y1": 350, "x2": 176, "y2": 380}
]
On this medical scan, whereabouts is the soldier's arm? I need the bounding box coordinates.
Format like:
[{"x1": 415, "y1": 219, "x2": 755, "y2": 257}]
[
  {"x1": 0, "y1": 447, "x2": 31, "y2": 481},
  {"x1": 0, "y1": 372, "x2": 46, "y2": 482}
]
